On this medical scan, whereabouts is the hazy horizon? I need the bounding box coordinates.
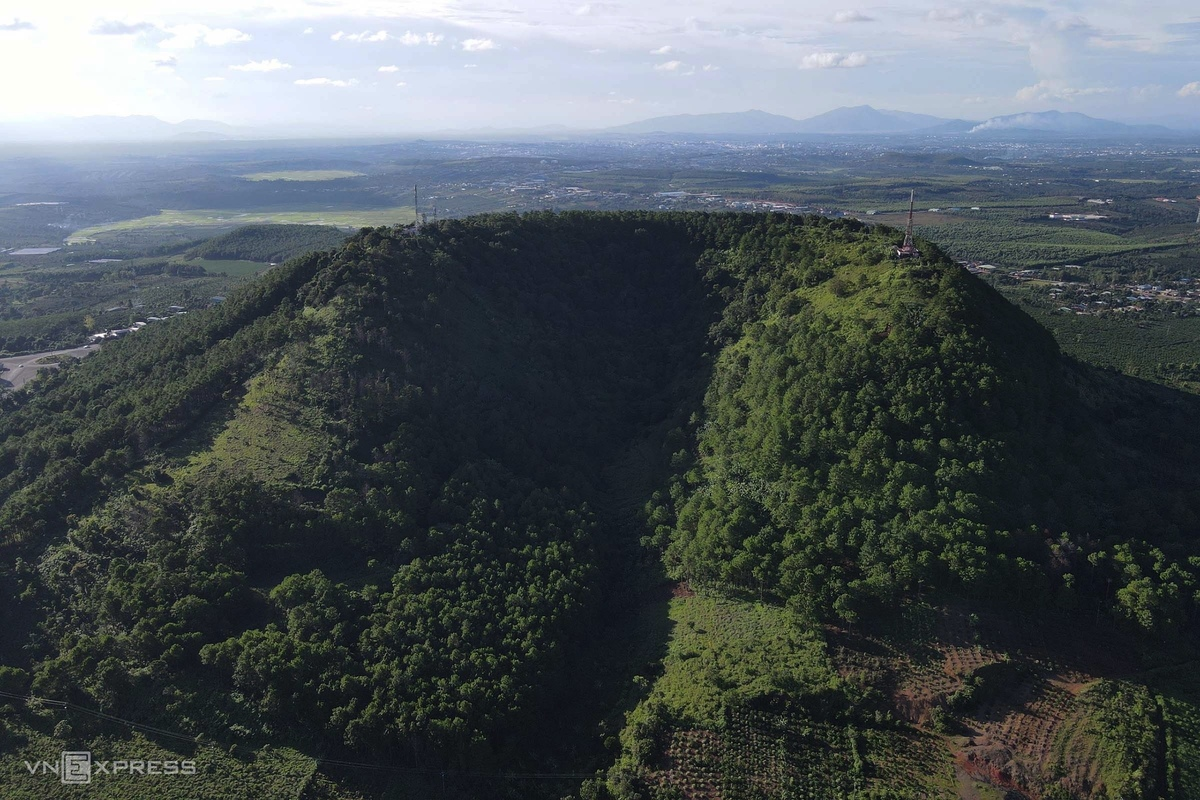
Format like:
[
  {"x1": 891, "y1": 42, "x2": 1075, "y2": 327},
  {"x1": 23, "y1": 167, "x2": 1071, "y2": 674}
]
[{"x1": 0, "y1": 1, "x2": 1197, "y2": 133}]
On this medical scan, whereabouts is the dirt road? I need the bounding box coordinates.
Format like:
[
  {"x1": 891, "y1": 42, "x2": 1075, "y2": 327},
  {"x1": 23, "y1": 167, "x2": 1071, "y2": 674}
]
[{"x1": 0, "y1": 345, "x2": 96, "y2": 390}]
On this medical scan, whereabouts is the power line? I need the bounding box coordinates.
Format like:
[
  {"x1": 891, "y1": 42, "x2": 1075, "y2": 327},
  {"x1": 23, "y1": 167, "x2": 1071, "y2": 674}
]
[{"x1": 0, "y1": 689, "x2": 208, "y2": 746}]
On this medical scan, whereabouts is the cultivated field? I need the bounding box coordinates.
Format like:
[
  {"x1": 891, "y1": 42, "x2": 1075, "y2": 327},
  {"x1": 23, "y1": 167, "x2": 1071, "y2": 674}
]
[
  {"x1": 185, "y1": 258, "x2": 270, "y2": 276},
  {"x1": 238, "y1": 170, "x2": 366, "y2": 181},
  {"x1": 616, "y1": 591, "x2": 1187, "y2": 799},
  {"x1": 66, "y1": 208, "x2": 415, "y2": 243}
]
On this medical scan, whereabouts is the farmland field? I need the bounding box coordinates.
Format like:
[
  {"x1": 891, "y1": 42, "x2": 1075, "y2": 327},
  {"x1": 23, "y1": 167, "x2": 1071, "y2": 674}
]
[
  {"x1": 187, "y1": 258, "x2": 270, "y2": 276},
  {"x1": 238, "y1": 170, "x2": 366, "y2": 181},
  {"x1": 66, "y1": 208, "x2": 415, "y2": 243}
]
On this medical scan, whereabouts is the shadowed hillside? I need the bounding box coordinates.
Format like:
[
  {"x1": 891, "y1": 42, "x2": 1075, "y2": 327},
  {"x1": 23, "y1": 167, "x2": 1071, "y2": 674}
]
[{"x1": 0, "y1": 211, "x2": 1198, "y2": 798}]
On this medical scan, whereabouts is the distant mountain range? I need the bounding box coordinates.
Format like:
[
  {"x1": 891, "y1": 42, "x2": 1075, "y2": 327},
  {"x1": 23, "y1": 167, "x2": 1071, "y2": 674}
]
[
  {"x1": 967, "y1": 110, "x2": 1172, "y2": 136},
  {"x1": 0, "y1": 107, "x2": 1189, "y2": 144},
  {"x1": 606, "y1": 106, "x2": 965, "y2": 135},
  {"x1": 604, "y1": 106, "x2": 1182, "y2": 138},
  {"x1": 0, "y1": 116, "x2": 244, "y2": 143}
]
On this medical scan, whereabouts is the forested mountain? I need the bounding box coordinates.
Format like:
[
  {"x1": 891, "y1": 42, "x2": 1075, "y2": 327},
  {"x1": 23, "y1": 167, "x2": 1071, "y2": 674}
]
[{"x1": 1, "y1": 212, "x2": 1198, "y2": 798}]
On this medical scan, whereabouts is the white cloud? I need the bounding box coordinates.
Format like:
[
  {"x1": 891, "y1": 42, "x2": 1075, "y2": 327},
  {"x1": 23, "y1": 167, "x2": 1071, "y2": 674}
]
[
  {"x1": 0, "y1": 19, "x2": 35, "y2": 32},
  {"x1": 160, "y1": 24, "x2": 250, "y2": 49},
  {"x1": 302, "y1": 27, "x2": 313, "y2": 35},
  {"x1": 396, "y1": 81, "x2": 408, "y2": 87},
  {"x1": 925, "y1": 9, "x2": 1002, "y2": 26},
  {"x1": 92, "y1": 20, "x2": 156, "y2": 36},
  {"x1": 378, "y1": 65, "x2": 400, "y2": 72},
  {"x1": 703, "y1": 64, "x2": 719, "y2": 71},
  {"x1": 463, "y1": 63, "x2": 478, "y2": 68},
  {"x1": 0, "y1": 0, "x2": 1186, "y2": 132},
  {"x1": 332, "y1": 30, "x2": 390, "y2": 42},
  {"x1": 926, "y1": 8, "x2": 965, "y2": 22},
  {"x1": 831, "y1": 11, "x2": 873, "y2": 23},
  {"x1": 153, "y1": 56, "x2": 177, "y2": 69},
  {"x1": 230, "y1": 59, "x2": 291, "y2": 72},
  {"x1": 398, "y1": 31, "x2": 443, "y2": 46},
  {"x1": 1090, "y1": 35, "x2": 1158, "y2": 54},
  {"x1": 1015, "y1": 80, "x2": 1114, "y2": 102},
  {"x1": 650, "y1": 45, "x2": 673, "y2": 54},
  {"x1": 461, "y1": 38, "x2": 497, "y2": 51},
  {"x1": 574, "y1": 3, "x2": 616, "y2": 14},
  {"x1": 1052, "y1": 15, "x2": 1096, "y2": 36},
  {"x1": 801, "y1": 51, "x2": 868, "y2": 69},
  {"x1": 294, "y1": 77, "x2": 358, "y2": 87},
  {"x1": 654, "y1": 60, "x2": 683, "y2": 71},
  {"x1": 1179, "y1": 82, "x2": 1200, "y2": 98},
  {"x1": 205, "y1": 28, "x2": 251, "y2": 46}
]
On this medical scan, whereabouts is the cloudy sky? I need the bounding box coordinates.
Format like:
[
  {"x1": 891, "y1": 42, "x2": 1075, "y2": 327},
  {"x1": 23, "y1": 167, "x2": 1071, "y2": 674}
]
[{"x1": 0, "y1": 0, "x2": 1197, "y2": 132}]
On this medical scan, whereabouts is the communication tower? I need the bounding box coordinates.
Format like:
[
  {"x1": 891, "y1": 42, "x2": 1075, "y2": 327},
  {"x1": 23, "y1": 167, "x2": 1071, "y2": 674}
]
[{"x1": 895, "y1": 190, "x2": 920, "y2": 259}]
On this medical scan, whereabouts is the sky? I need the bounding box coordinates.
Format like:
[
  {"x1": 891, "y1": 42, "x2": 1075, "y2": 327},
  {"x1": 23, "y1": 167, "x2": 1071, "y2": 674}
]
[{"x1": 0, "y1": 0, "x2": 1197, "y2": 133}]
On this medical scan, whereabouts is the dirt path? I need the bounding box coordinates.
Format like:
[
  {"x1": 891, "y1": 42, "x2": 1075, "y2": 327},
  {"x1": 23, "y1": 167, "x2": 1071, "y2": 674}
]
[{"x1": 0, "y1": 345, "x2": 96, "y2": 390}]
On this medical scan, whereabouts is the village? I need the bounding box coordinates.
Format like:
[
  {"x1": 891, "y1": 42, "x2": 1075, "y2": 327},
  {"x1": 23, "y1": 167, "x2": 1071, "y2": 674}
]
[
  {"x1": 965, "y1": 261, "x2": 1200, "y2": 316},
  {"x1": 86, "y1": 304, "x2": 194, "y2": 344}
]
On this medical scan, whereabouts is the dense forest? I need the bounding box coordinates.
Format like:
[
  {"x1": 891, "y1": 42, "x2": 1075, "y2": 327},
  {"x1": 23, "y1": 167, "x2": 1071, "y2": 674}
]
[
  {"x1": 656, "y1": 225, "x2": 1200, "y2": 635},
  {"x1": 186, "y1": 223, "x2": 351, "y2": 263},
  {"x1": 1, "y1": 211, "x2": 1199, "y2": 798}
]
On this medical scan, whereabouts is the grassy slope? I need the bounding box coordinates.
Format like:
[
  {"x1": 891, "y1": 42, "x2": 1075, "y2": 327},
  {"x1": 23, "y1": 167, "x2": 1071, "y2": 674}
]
[
  {"x1": 615, "y1": 592, "x2": 959, "y2": 798},
  {"x1": 615, "y1": 591, "x2": 1195, "y2": 799}
]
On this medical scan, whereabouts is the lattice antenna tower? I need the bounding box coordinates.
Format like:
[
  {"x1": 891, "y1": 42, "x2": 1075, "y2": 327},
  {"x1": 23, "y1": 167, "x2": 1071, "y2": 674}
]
[
  {"x1": 895, "y1": 189, "x2": 920, "y2": 259},
  {"x1": 903, "y1": 190, "x2": 916, "y2": 250}
]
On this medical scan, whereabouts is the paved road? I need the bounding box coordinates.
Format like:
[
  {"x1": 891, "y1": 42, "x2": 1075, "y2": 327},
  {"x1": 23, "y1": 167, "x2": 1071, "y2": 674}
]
[{"x1": 0, "y1": 345, "x2": 96, "y2": 390}]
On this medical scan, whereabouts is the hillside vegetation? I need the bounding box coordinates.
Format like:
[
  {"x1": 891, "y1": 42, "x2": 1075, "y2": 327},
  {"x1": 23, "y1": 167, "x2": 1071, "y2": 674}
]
[
  {"x1": 186, "y1": 223, "x2": 351, "y2": 263},
  {"x1": 0, "y1": 212, "x2": 1198, "y2": 798}
]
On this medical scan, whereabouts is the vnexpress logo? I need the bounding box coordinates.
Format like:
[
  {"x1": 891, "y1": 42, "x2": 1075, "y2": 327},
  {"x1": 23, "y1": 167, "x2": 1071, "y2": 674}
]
[
  {"x1": 24, "y1": 751, "x2": 197, "y2": 785},
  {"x1": 23, "y1": 751, "x2": 92, "y2": 785},
  {"x1": 60, "y1": 752, "x2": 91, "y2": 785}
]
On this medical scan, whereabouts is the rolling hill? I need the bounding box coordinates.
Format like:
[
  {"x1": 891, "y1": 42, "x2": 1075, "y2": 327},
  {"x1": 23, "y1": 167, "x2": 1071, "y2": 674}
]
[{"x1": 0, "y1": 212, "x2": 1198, "y2": 798}]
